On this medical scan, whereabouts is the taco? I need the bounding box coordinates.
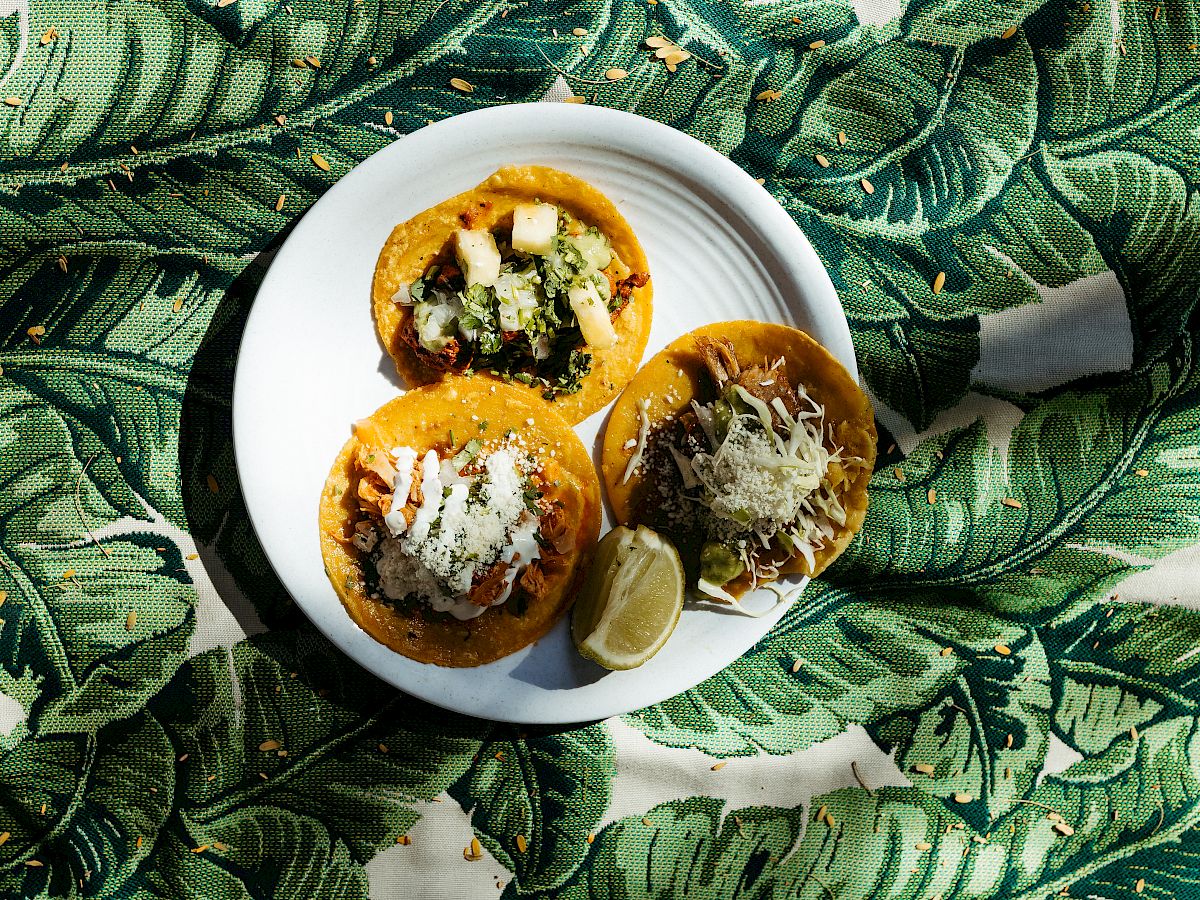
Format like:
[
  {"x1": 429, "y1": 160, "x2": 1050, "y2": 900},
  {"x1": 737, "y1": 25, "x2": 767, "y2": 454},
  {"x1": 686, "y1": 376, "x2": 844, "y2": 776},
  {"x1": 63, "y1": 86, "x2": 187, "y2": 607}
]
[
  {"x1": 320, "y1": 378, "x2": 602, "y2": 667},
  {"x1": 601, "y1": 321, "x2": 876, "y2": 601},
  {"x1": 373, "y1": 165, "x2": 653, "y2": 425}
]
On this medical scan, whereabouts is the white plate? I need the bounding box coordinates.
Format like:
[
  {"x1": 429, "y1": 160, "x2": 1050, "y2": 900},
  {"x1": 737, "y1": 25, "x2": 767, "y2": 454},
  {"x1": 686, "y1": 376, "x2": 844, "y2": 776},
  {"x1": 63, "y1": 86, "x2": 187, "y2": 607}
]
[{"x1": 234, "y1": 103, "x2": 855, "y2": 724}]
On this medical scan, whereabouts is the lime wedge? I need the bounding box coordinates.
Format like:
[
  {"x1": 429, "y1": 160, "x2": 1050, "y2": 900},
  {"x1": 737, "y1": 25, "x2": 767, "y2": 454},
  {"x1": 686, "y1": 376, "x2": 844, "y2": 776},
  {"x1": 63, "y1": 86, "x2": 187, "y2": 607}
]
[{"x1": 572, "y1": 525, "x2": 684, "y2": 670}]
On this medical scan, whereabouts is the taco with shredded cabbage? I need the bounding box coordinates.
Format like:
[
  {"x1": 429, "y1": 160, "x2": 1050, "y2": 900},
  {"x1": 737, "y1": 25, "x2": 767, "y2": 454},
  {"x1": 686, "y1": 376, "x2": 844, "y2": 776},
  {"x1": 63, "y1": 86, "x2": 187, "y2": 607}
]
[
  {"x1": 320, "y1": 378, "x2": 602, "y2": 666},
  {"x1": 373, "y1": 165, "x2": 653, "y2": 425},
  {"x1": 601, "y1": 322, "x2": 876, "y2": 603}
]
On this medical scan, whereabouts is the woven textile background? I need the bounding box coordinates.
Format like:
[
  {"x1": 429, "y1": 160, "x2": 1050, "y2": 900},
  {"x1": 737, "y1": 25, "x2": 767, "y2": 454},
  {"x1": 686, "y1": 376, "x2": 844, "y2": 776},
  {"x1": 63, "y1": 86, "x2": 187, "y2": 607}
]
[{"x1": 2, "y1": 0, "x2": 1200, "y2": 895}]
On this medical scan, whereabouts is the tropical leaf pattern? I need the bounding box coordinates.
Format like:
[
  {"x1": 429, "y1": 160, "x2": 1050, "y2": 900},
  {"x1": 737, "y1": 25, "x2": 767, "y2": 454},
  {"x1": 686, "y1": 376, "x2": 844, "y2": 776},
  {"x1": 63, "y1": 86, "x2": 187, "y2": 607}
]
[{"x1": 0, "y1": 0, "x2": 1198, "y2": 894}]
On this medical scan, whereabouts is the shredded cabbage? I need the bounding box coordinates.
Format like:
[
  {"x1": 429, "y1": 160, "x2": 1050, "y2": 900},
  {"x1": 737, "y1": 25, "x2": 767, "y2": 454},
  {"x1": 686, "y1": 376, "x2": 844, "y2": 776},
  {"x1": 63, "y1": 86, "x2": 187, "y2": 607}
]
[{"x1": 675, "y1": 372, "x2": 855, "y2": 586}]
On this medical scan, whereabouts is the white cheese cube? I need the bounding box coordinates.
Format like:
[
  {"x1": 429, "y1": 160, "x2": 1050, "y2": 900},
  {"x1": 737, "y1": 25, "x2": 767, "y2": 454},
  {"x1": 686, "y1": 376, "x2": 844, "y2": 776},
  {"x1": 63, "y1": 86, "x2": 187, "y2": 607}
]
[
  {"x1": 568, "y1": 282, "x2": 618, "y2": 349},
  {"x1": 455, "y1": 229, "x2": 501, "y2": 287},
  {"x1": 510, "y1": 203, "x2": 558, "y2": 256}
]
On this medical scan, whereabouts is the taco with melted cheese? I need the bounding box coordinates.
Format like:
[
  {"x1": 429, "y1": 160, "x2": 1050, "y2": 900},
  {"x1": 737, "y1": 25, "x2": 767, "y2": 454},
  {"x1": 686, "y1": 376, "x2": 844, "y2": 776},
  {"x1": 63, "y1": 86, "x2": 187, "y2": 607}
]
[
  {"x1": 373, "y1": 165, "x2": 653, "y2": 425},
  {"x1": 601, "y1": 322, "x2": 876, "y2": 602},
  {"x1": 320, "y1": 379, "x2": 602, "y2": 666}
]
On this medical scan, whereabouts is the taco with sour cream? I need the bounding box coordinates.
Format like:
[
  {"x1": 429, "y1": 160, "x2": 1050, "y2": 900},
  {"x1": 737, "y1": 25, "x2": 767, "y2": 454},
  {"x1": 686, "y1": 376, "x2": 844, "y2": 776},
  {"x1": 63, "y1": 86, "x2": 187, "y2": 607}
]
[
  {"x1": 601, "y1": 322, "x2": 876, "y2": 604},
  {"x1": 373, "y1": 165, "x2": 653, "y2": 425},
  {"x1": 320, "y1": 378, "x2": 602, "y2": 666}
]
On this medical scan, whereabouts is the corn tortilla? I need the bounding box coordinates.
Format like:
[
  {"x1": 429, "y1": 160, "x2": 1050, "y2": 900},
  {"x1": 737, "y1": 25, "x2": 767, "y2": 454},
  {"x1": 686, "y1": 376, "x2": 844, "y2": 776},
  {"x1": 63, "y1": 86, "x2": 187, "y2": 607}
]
[
  {"x1": 372, "y1": 165, "x2": 653, "y2": 425},
  {"x1": 320, "y1": 379, "x2": 602, "y2": 666},
  {"x1": 601, "y1": 321, "x2": 876, "y2": 594}
]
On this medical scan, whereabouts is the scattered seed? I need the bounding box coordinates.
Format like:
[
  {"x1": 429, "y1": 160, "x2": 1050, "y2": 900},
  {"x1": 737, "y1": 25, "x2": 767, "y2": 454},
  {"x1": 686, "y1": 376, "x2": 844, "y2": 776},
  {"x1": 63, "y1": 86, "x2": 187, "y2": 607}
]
[
  {"x1": 396, "y1": 834, "x2": 412, "y2": 845},
  {"x1": 463, "y1": 837, "x2": 484, "y2": 860},
  {"x1": 311, "y1": 153, "x2": 331, "y2": 171},
  {"x1": 1130, "y1": 725, "x2": 1139, "y2": 740},
  {"x1": 1135, "y1": 468, "x2": 1149, "y2": 476},
  {"x1": 305, "y1": 55, "x2": 321, "y2": 68},
  {"x1": 1001, "y1": 497, "x2": 1022, "y2": 508},
  {"x1": 173, "y1": 297, "x2": 184, "y2": 313},
  {"x1": 516, "y1": 834, "x2": 527, "y2": 853},
  {"x1": 57, "y1": 253, "x2": 68, "y2": 273},
  {"x1": 916, "y1": 841, "x2": 931, "y2": 851},
  {"x1": 4, "y1": 96, "x2": 21, "y2": 107},
  {"x1": 1005, "y1": 733, "x2": 1014, "y2": 748},
  {"x1": 258, "y1": 772, "x2": 268, "y2": 780},
  {"x1": 292, "y1": 58, "x2": 307, "y2": 67},
  {"x1": 932, "y1": 271, "x2": 946, "y2": 294},
  {"x1": 275, "y1": 194, "x2": 286, "y2": 212},
  {"x1": 275, "y1": 114, "x2": 287, "y2": 126},
  {"x1": 605, "y1": 68, "x2": 628, "y2": 81},
  {"x1": 41, "y1": 26, "x2": 58, "y2": 44},
  {"x1": 1001, "y1": 24, "x2": 1018, "y2": 38},
  {"x1": 914, "y1": 763, "x2": 935, "y2": 775},
  {"x1": 25, "y1": 860, "x2": 43, "y2": 867},
  {"x1": 808, "y1": 39, "x2": 826, "y2": 49},
  {"x1": 995, "y1": 644, "x2": 1012, "y2": 656},
  {"x1": 378, "y1": 743, "x2": 389, "y2": 753},
  {"x1": 791, "y1": 658, "x2": 802, "y2": 673},
  {"x1": 450, "y1": 77, "x2": 475, "y2": 92},
  {"x1": 641, "y1": 818, "x2": 652, "y2": 827},
  {"x1": 2, "y1": 830, "x2": 14, "y2": 845},
  {"x1": 754, "y1": 177, "x2": 766, "y2": 185},
  {"x1": 711, "y1": 761, "x2": 727, "y2": 771},
  {"x1": 816, "y1": 804, "x2": 829, "y2": 821},
  {"x1": 927, "y1": 488, "x2": 937, "y2": 504},
  {"x1": 572, "y1": 26, "x2": 587, "y2": 35},
  {"x1": 27, "y1": 325, "x2": 46, "y2": 343},
  {"x1": 564, "y1": 95, "x2": 586, "y2": 103},
  {"x1": 940, "y1": 646, "x2": 953, "y2": 657},
  {"x1": 63, "y1": 568, "x2": 76, "y2": 580},
  {"x1": 136, "y1": 835, "x2": 143, "y2": 849},
  {"x1": 368, "y1": 56, "x2": 378, "y2": 65},
  {"x1": 178, "y1": 754, "x2": 189, "y2": 762},
  {"x1": 1135, "y1": 878, "x2": 1145, "y2": 893},
  {"x1": 861, "y1": 177, "x2": 875, "y2": 194},
  {"x1": 217, "y1": 0, "x2": 236, "y2": 6},
  {"x1": 192, "y1": 844, "x2": 209, "y2": 853},
  {"x1": 814, "y1": 153, "x2": 830, "y2": 167},
  {"x1": 645, "y1": 35, "x2": 672, "y2": 47},
  {"x1": 755, "y1": 89, "x2": 782, "y2": 101},
  {"x1": 126, "y1": 611, "x2": 137, "y2": 631},
  {"x1": 587, "y1": 833, "x2": 595, "y2": 843},
  {"x1": 0, "y1": 592, "x2": 6, "y2": 606},
  {"x1": 953, "y1": 793, "x2": 972, "y2": 804},
  {"x1": 836, "y1": 130, "x2": 847, "y2": 145},
  {"x1": 258, "y1": 739, "x2": 281, "y2": 751},
  {"x1": 207, "y1": 474, "x2": 220, "y2": 494},
  {"x1": 1053, "y1": 820, "x2": 1075, "y2": 836},
  {"x1": 384, "y1": 111, "x2": 394, "y2": 126},
  {"x1": 1153, "y1": 4, "x2": 1161, "y2": 18},
  {"x1": 894, "y1": 468, "x2": 905, "y2": 481}
]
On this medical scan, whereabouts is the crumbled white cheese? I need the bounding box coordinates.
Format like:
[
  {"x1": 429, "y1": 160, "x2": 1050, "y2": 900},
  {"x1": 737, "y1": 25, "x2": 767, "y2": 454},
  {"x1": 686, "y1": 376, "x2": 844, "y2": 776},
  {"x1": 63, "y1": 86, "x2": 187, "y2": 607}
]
[
  {"x1": 690, "y1": 418, "x2": 821, "y2": 534},
  {"x1": 373, "y1": 444, "x2": 538, "y2": 618}
]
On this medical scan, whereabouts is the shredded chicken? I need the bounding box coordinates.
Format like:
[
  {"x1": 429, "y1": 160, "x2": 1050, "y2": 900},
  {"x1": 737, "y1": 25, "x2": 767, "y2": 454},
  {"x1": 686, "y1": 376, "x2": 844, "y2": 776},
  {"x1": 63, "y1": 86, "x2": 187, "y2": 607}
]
[
  {"x1": 696, "y1": 336, "x2": 741, "y2": 388},
  {"x1": 468, "y1": 559, "x2": 510, "y2": 607},
  {"x1": 517, "y1": 560, "x2": 550, "y2": 601}
]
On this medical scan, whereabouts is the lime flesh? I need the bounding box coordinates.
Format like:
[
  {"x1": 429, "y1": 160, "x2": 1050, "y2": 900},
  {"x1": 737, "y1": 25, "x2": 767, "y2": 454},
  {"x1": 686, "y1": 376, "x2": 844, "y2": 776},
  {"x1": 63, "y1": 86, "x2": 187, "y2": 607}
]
[{"x1": 571, "y1": 525, "x2": 684, "y2": 671}]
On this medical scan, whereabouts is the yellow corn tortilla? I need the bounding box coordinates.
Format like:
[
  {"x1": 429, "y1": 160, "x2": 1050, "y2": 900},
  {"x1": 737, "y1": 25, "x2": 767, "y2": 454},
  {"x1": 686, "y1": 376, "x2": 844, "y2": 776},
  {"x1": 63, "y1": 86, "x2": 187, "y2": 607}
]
[
  {"x1": 372, "y1": 165, "x2": 653, "y2": 425},
  {"x1": 320, "y1": 379, "x2": 602, "y2": 667},
  {"x1": 601, "y1": 321, "x2": 877, "y2": 593}
]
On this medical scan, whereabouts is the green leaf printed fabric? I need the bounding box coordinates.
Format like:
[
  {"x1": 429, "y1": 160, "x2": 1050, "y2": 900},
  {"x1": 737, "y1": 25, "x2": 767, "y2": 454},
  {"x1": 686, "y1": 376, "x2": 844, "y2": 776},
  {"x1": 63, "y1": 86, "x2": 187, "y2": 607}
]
[{"x1": 1, "y1": 0, "x2": 1199, "y2": 895}]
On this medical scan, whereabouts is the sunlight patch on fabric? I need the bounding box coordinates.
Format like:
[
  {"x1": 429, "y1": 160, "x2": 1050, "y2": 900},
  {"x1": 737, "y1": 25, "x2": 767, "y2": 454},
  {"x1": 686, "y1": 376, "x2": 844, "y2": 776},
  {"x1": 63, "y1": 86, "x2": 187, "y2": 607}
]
[{"x1": 974, "y1": 268, "x2": 1133, "y2": 392}]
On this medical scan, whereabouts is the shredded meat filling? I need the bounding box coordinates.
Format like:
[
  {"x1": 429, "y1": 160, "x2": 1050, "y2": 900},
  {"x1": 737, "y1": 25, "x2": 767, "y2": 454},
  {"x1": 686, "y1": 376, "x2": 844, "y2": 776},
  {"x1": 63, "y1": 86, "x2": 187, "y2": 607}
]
[{"x1": 400, "y1": 315, "x2": 470, "y2": 373}]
